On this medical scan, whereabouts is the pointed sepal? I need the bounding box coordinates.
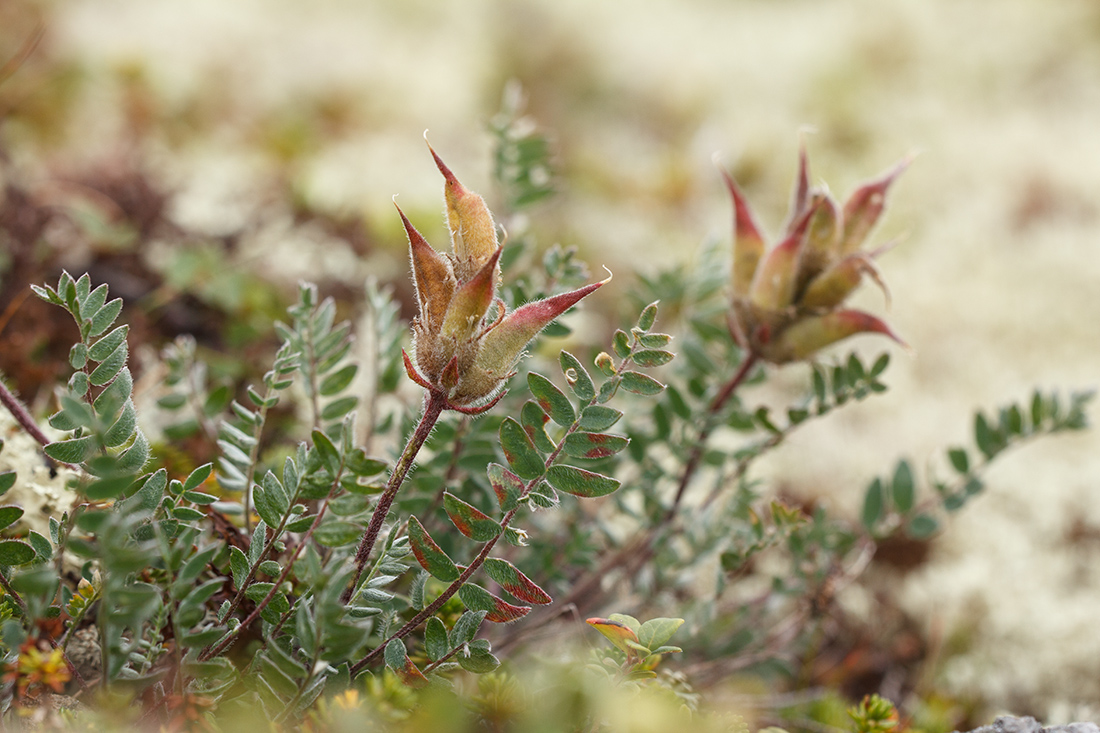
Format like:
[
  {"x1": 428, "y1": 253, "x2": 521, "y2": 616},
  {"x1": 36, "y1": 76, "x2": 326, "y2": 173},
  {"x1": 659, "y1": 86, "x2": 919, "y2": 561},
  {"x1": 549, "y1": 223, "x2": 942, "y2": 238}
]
[
  {"x1": 429, "y1": 141, "x2": 499, "y2": 279},
  {"x1": 765, "y1": 309, "x2": 905, "y2": 363},
  {"x1": 720, "y1": 168, "x2": 767, "y2": 298},
  {"x1": 839, "y1": 157, "x2": 911, "y2": 254},
  {"x1": 399, "y1": 202, "x2": 455, "y2": 336}
]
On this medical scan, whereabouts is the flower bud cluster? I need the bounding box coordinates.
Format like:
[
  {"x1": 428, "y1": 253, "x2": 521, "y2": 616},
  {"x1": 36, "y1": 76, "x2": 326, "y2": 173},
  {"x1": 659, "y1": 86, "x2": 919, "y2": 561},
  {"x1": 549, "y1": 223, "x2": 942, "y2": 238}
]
[
  {"x1": 402, "y1": 145, "x2": 607, "y2": 413},
  {"x1": 724, "y1": 147, "x2": 909, "y2": 363}
]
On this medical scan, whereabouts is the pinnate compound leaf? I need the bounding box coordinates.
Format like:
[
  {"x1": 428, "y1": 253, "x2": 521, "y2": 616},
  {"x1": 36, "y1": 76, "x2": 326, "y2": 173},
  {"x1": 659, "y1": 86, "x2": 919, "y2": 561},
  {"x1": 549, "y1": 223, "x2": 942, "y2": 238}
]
[
  {"x1": 559, "y1": 350, "x2": 595, "y2": 401},
  {"x1": 384, "y1": 639, "x2": 429, "y2": 688},
  {"x1": 520, "y1": 401, "x2": 555, "y2": 453},
  {"x1": 407, "y1": 516, "x2": 459, "y2": 582},
  {"x1": 544, "y1": 465, "x2": 620, "y2": 498},
  {"x1": 319, "y1": 365, "x2": 358, "y2": 396},
  {"x1": 620, "y1": 371, "x2": 664, "y2": 396},
  {"x1": 117, "y1": 430, "x2": 150, "y2": 472},
  {"x1": 443, "y1": 493, "x2": 501, "y2": 542},
  {"x1": 314, "y1": 520, "x2": 361, "y2": 547},
  {"x1": 947, "y1": 447, "x2": 969, "y2": 474},
  {"x1": 527, "y1": 372, "x2": 575, "y2": 427},
  {"x1": 88, "y1": 325, "x2": 129, "y2": 362},
  {"x1": 459, "y1": 583, "x2": 531, "y2": 623},
  {"x1": 487, "y1": 463, "x2": 523, "y2": 512},
  {"x1": 312, "y1": 429, "x2": 341, "y2": 475},
  {"x1": 483, "y1": 557, "x2": 551, "y2": 605},
  {"x1": 93, "y1": 367, "x2": 132, "y2": 418},
  {"x1": 228, "y1": 546, "x2": 248, "y2": 588},
  {"x1": 499, "y1": 418, "x2": 545, "y2": 480}
]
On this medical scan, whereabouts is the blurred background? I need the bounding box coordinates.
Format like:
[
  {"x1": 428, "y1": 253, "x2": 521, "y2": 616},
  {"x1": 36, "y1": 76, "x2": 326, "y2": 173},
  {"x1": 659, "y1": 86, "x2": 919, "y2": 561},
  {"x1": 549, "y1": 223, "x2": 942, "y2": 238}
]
[{"x1": 1, "y1": 0, "x2": 1098, "y2": 721}]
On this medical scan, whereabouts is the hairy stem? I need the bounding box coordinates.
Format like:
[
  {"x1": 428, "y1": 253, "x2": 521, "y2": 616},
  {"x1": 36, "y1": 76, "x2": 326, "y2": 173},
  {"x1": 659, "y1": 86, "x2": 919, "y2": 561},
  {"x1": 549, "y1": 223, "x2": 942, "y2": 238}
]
[{"x1": 345, "y1": 390, "x2": 448, "y2": 602}]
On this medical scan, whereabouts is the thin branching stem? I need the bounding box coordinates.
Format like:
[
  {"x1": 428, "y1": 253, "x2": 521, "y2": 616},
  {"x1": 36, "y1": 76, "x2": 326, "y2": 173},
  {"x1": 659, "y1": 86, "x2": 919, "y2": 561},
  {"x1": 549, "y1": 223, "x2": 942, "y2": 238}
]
[
  {"x1": 200, "y1": 453, "x2": 348, "y2": 661},
  {"x1": 666, "y1": 351, "x2": 758, "y2": 521},
  {"x1": 349, "y1": 396, "x2": 587, "y2": 677}
]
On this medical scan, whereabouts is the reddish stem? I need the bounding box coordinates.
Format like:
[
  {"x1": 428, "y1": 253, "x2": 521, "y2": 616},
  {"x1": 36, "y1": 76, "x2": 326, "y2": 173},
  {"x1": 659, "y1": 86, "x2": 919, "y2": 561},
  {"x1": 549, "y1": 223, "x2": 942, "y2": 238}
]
[{"x1": 344, "y1": 390, "x2": 448, "y2": 601}]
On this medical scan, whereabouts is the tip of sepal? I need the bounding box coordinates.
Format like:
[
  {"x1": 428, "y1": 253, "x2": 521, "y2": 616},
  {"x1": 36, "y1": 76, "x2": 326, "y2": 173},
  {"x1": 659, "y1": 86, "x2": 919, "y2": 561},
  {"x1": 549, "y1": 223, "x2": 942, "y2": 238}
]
[{"x1": 402, "y1": 350, "x2": 433, "y2": 390}]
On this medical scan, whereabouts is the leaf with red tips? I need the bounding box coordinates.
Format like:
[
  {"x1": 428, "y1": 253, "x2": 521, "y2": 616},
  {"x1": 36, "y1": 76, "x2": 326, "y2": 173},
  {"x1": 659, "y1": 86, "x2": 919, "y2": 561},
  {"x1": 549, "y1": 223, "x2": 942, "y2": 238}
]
[
  {"x1": 545, "y1": 465, "x2": 620, "y2": 498},
  {"x1": 384, "y1": 639, "x2": 430, "y2": 688},
  {"x1": 459, "y1": 583, "x2": 531, "y2": 623},
  {"x1": 840, "y1": 157, "x2": 910, "y2": 254},
  {"x1": 587, "y1": 616, "x2": 640, "y2": 654},
  {"x1": 499, "y1": 417, "x2": 545, "y2": 480},
  {"x1": 483, "y1": 557, "x2": 552, "y2": 605},
  {"x1": 561, "y1": 432, "x2": 629, "y2": 459},
  {"x1": 398, "y1": 203, "x2": 455, "y2": 334},
  {"x1": 520, "y1": 401, "x2": 555, "y2": 453},
  {"x1": 443, "y1": 492, "x2": 502, "y2": 542},
  {"x1": 407, "y1": 516, "x2": 460, "y2": 582},
  {"x1": 402, "y1": 350, "x2": 433, "y2": 389},
  {"x1": 487, "y1": 463, "x2": 524, "y2": 512},
  {"x1": 720, "y1": 169, "x2": 767, "y2": 297}
]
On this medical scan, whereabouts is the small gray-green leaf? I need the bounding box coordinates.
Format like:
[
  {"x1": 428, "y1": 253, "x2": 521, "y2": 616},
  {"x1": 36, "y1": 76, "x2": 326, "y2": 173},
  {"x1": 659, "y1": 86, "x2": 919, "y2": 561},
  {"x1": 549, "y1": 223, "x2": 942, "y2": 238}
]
[
  {"x1": 891, "y1": 460, "x2": 915, "y2": 513},
  {"x1": 527, "y1": 372, "x2": 574, "y2": 427},
  {"x1": 620, "y1": 371, "x2": 664, "y2": 396},
  {"x1": 559, "y1": 350, "x2": 595, "y2": 401},
  {"x1": 578, "y1": 405, "x2": 622, "y2": 432},
  {"x1": 425, "y1": 617, "x2": 449, "y2": 662},
  {"x1": 499, "y1": 418, "x2": 545, "y2": 480},
  {"x1": 544, "y1": 465, "x2": 620, "y2": 498},
  {"x1": 0, "y1": 506, "x2": 24, "y2": 531},
  {"x1": 0, "y1": 540, "x2": 36, "y2": 566}
]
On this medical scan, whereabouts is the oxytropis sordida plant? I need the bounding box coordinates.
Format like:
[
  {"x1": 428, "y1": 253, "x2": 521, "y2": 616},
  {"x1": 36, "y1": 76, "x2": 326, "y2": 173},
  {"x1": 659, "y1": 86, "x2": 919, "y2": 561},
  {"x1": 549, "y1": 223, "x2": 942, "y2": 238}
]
[{"x1": 0, "y1": 132, "x2": 674, "y2": 726}]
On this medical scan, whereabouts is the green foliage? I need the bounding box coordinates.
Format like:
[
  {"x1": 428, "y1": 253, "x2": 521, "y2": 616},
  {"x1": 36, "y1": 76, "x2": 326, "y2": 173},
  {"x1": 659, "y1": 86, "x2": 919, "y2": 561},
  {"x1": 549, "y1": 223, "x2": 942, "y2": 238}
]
[{"x1": 0, "y1": 125, "x2": 1088, "y2": 732}]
